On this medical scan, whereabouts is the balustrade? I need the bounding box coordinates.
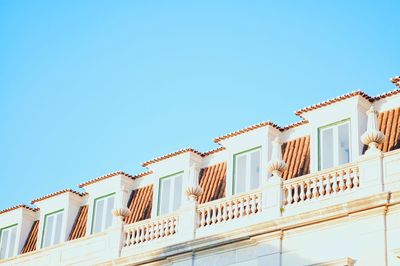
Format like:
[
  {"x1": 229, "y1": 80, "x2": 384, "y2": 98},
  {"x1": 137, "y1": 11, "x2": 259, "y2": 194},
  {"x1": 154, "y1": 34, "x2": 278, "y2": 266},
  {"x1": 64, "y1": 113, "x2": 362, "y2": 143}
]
[
  {"x1": 198, "y1": 190, "x2": 262, "y2": 228},
  {"x1": 283, "y1": 163, "x2": 360, "y2": 206},
  {"x1": 124, "y1": 214, "x2": 178, "y2": 247}
]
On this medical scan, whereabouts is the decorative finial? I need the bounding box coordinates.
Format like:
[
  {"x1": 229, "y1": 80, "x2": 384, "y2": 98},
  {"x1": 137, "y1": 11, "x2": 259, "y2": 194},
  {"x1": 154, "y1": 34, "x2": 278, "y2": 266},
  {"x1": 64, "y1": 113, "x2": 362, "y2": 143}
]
[
  {"x1": 112, "y1": 207, "x2": 131, "y2": 222},
  {"x1": 267, "y1": 137, "x2": 287, "y2": 177},
  {"x1": 185, "y1": 162, "x2": 203, "y2": 202},
  {"x1": 361, "y1": 106, "x2": 385, "y2": 154},
  {"x1": 391, "y1": 76, "x2": 400, "y2": 88},
  {"x1": 185, "y1": 186, "x2": 203, "y2": 202}
]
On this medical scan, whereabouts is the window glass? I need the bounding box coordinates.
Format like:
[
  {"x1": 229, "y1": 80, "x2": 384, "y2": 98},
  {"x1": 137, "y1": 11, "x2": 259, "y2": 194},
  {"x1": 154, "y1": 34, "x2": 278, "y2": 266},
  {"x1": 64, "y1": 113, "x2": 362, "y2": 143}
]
[
  {"x1": 158, "y1": 173, "x2": 184, "y2": 215},
  {"x1": 0, "y1": 229, "x2": 9, "y2": 259},
  {"x1": 43, "y1": 215, "x2": 54, "y2": 248},
  {"x1": 322, "y1": 128, "x2": 334, "y2": 169},
  {"x1": 42, "y1": 210, "x2": 63, "y2": 248},
  {"x1": 250, "y1": 150, "x2": 261, "y2": 190},
  {"x1": 160, "y1": 178, "x2": 171, "y2": 215},
  {"x1": 173, "y1": 175, "x2": 183, "y2": 211},
  {"x1": 93, "y1": 199, "x2": 104, "y2": 234},
  {"x1": 319, "y1": 120, "x2": 351, "y2": 170},
  {"x1": 92, "y1": 194, "x2": 115, "y2": 234},
  {"x1": 338, "y1": 123, "x2": 350, "y2": 165},
  {"x1": 105, "y1": 196, "x2": 115, "y2": 229},
  {"x1": 53, "y1": 212, "x2": 63, "y2": 245},
  {"x1": 8, "y1": 227, "x2": 16, "y2": 258},
  {"x1": 236, "y1": 155, "x2": 247, "y2": 193},
  {"x1": 234, "y1": 147, "x2": 262, "y2": 194},
  {"x1": 0, "y1": 225, "x2": 18, "y2": 259}
]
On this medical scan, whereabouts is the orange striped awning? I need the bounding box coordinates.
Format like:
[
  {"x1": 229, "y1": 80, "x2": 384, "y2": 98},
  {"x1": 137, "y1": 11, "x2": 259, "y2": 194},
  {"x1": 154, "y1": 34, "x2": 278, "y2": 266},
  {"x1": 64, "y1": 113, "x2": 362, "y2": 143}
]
[
  {"x1": 198, "y1": 162, "x2": 226, "y2": 204},
  {"x1": 282, "y1": 136, "x2": 311, "y2": 180},
  {"x1": 68, "y1": 205, "x2": 88, "y2": 240},
  {"x1": 378, "y1": 107, "x2": 400, "y2": 152},
  {"x1": 21, "y1": 220, "x2": 39, "y2": 254},
  {"x1": 125, "y1": 185, "x2": 153, "y2": 224}
]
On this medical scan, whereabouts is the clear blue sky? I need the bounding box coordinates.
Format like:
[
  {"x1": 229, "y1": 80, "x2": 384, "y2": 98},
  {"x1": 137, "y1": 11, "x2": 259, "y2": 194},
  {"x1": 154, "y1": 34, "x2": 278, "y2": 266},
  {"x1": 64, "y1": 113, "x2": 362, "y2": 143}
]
[{"x1": 0, "y1": 1, "x2": 399, "y2": 210}]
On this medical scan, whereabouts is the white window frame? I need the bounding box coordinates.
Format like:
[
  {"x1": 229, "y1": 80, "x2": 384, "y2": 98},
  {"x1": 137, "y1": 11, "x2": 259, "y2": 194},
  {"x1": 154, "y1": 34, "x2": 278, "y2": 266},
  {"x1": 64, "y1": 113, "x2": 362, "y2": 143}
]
[
  {"x1": 0, "y1": 224, "x2": 18, "y2": 259},
  {"x1": 41, "y1": 209, "x2": 64, "y2": 248},
  {"x1": 157, "y1": 171, "x2": 184, "y2": 215},
  {"x1": 91, "y1": 193, "x2": 116, "y2": 234},
  {"x1": 318, "y1": 119, "x2": 351, "y2": 170},
  {"x1": 233, "y1": 146, "x2": 262, "y2": 194}
]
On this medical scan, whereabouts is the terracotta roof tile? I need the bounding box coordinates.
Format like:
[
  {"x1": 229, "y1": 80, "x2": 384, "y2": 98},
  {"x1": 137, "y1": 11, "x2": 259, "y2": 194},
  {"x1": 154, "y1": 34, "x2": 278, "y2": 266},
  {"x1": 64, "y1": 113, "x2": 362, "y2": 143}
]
[
  {"x1": 68, "y1": 205, "x2": 88, "y2": 240},
  {"x1": 280, "y1": 120, "x2": 309, "y2": 131},
  {"x1": 391, "y1": 76, "x2": 400, "y2": 88},
  {"x1": 31, "y1": 189, "x2": 87, "y2": 204},
  {"x1": 198, "y1": 162, "x2": 226, "y2": 204},
  {"x1": 141, "y1": 148, "x2": 203, "y2": 167},
  {"x1": 0, "y1": 204, "x2": 38, "y2": 215},
  {"x1": 373, "y1": 89, "x2": 400, "y2": 101},
  {"x1": 125, "y1": 185, "x2": 153, "y2": 224},
  {"x1": 202, "y1": 146, "x2": 226, "y2": 156},
  {"x1": 282, "y1": 136, "x2": 310, "y2": 180},
  {"x1": 78, "y1": 170, "x2": 151, "y2": 188},
  {"x1": 378, "y1": 107, "x2": 400, "y2": 152},
  {"x1": 213, "y1": 121, "x2": 281, "y2": 143},
  {"x1": 21, "y1": 220, "x2": 39, "y2": 254},
  {"x1": 295, "y1": 90, "x2": 373, "y2": 118}
]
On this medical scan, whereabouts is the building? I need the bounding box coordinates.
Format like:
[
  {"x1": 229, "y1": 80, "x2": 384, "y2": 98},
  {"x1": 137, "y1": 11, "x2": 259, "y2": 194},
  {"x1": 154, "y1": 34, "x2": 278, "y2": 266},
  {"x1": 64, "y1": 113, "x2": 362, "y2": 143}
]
[{"x1": 1, "y1": 77, "x2": 400, "y2": 266}]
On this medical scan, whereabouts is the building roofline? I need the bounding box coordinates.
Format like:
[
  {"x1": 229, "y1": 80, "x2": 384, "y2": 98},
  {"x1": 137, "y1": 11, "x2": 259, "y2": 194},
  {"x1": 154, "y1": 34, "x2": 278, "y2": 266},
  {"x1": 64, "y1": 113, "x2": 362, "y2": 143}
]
[
  {"x1": 141, "y1": 148, "x2": 203, "y2": 167},
  {"x1": 31, "y1": 189, "x2": 87, "y2": 204},
  {"x1": 213, "y1": 121, "x2": 281, "y2": 143},
  {"x1": 294, "y1": 90, "x2": 373, "y2": 118},
  {"x1": 78, "y1": 170, "x2": 150, "y2": 188},
  {"x1": 0, "y1": 204, "x2": 38, "y2": 215}
]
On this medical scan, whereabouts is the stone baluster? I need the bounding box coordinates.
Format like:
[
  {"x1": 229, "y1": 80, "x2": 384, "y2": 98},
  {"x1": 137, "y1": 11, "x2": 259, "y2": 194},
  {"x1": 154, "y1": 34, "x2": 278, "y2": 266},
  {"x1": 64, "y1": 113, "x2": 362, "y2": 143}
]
[
  {"x1": 332, "y1": 173, "x2": 339, "y2": 193},
  {"x1": 287, "y1": 185, "x2": 293, "y2": 205},
  {"x1": 293, "y1": 184, "x2": 299, "y2": 204},
  {"x1": 223, "y1": 203, "x2": 228, "y2": 221},
  {"x1": 353, "y1": 167, "x2": 360, "y2": 188},
  {"x1": 305, "y1": 180, "x2": 312, "y2": 200},
  {"x1": 299, "y1": 182, "x2": 305, "y2": 202},
  {"x1": 345, "y1": 168, "x2": 352, "y2": 190},
  {"x1": 338, "y1": 170, "x2": 346, "y2": 192},
  {"x1": 325, "y1": 174, "x2": 332, "y2": 196},
  {"x1": 312, "y1": 178, "x2": 319, "y2": 199}
]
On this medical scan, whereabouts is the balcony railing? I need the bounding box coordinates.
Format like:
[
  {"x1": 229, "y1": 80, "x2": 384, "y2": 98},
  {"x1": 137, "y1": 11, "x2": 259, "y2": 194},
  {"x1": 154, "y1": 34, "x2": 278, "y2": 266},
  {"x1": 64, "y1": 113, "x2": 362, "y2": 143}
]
[
  {"x1": 197, "y1": 190, "x2": 262, "y2": 228},
  {"x1": 124, "y1": 213, "x2": 178, "y2": 247},
  {"x1": 283, "y1": 163, "x2": 360, "y2": 206},
  {"x1": 4, "y1": 149, "x2": 400, "y2": 266}
]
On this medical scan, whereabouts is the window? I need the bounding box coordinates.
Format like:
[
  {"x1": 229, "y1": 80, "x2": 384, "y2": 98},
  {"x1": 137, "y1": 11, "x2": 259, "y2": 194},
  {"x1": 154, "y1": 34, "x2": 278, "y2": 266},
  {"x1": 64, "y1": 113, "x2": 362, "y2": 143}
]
[
  {"x1": 92, "y1": 193, "x2": 115, "y2": 234},
  {"x1": 233, "y1": 147, "x2": 261, "y2": 194},
  {"x1": 41, "y1": 209, "x2": 63, "y2": 248},
  {"x1": 158, "y1": 172, "x2": 183, "y2": 215},
  {"x1": 318, "y1": 119, "x2": 351, "y2": 170},
  {"x1": 0, "y1": 224, "x2": 17, "y2": 259}
]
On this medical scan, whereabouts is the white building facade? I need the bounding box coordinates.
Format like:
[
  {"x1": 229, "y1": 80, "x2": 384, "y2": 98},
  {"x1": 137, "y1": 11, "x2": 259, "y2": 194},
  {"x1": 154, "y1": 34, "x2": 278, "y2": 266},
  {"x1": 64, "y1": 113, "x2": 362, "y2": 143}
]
[{"x1": 1, "y1": 78, "x2": 400, "y2": 266}]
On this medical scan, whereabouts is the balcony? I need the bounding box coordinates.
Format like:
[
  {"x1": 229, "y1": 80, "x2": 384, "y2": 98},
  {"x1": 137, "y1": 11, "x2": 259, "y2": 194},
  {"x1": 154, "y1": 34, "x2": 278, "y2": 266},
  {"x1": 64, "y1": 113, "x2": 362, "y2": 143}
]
[{"x1": 1, "y1": 148, "x2": 399, "y2": 265}]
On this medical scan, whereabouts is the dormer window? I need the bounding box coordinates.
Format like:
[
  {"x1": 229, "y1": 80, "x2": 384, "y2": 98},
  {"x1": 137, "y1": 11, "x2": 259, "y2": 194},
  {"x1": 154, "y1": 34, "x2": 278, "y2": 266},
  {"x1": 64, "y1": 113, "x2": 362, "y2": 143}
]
[
  {"x1": 0, "y1": 224, "x2": 17, "y2": 259},
  {"x1": 92, "y1": 193, "x2": 115, "y2": 234},
  {"x1": 233, "y1": 147, "x2": 261, "y2": 194},
  {"x1": 158, "y1": 172, "x2": 183, "y2": 215},
  {"x1": 42, "y1": 209, "x2": 64, "y2": 248},
  {"x1": 318, "y1": 119, "x2": 351, "y2": 170}
]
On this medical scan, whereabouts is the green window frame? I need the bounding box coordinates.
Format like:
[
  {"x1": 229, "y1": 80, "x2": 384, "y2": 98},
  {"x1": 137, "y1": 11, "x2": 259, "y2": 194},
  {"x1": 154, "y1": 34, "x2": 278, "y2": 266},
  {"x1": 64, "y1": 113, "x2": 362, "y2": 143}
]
[
  {"x1": 91, "y1": 192, "x2": 116, "y2": 234},
  {"x1": 41, "y1": 209, "x2": 64, "y2": 248},
  {"x1": 0, "y1": 223, "x2": 18, "y2": 259},
  {"x1": 318, "y1": 118, "x2": 351, "y2": 170},
  {"x1": 157, "y1": 171, "x2": 184, "y2": 215},
  {"x1": 232, "y1": 146, "x2": 262, "y2": 195}
]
